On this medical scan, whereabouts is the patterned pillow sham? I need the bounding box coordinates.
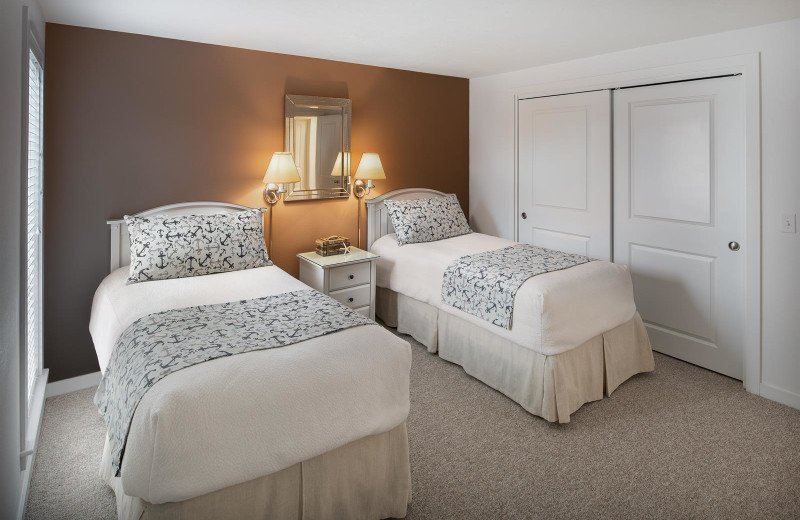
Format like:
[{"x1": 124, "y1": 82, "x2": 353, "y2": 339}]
[
  {"x1": 125, "y1": 210, "x2": 271, "y2": 284},
  {"x1": 384, "y1": 194, "x2": 471, "y2": 246}
]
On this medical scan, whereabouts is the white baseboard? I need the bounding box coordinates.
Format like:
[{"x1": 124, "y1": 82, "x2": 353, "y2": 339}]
[
  {"x1": 760, "y1": 383, "x2": 800, "y2": 411},
  {"x1": 19, "y1": 369, "x2": 48, "y2": 520},
  {"x1": 45, "y1": 371, "x2": 102, "y2": 397}
]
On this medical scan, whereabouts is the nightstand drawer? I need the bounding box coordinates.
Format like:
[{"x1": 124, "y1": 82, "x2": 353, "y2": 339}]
[
  {"x1": 330, "y1": 285, "x2": 371, "y2": 309},
  {"x1": 329, "y1": 262, "x2": 371, "y2": 290},
  {"x1": 354, "y1": 305, "x2": 371, "y2": 317}
]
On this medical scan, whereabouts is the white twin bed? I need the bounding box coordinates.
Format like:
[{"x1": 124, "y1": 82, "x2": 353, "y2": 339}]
[
  {"x1": 366, "y1": 188, "x2": 654, "y2": 424},
  {"x1": 90, "y1": 202, "x2": 412, "y2": 520}
]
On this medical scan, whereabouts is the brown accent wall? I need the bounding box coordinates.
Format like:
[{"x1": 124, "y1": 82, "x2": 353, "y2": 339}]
[{"x1": 43, "y1": 24, "x2": 469, "y2": 382}]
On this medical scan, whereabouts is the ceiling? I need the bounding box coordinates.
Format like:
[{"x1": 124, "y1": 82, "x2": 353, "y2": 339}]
[{"x1": 38, "y1": 0, "x2": 800, "y2": 78}]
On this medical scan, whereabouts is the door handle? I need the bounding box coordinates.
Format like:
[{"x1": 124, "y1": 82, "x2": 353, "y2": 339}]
[
  {"x1": 728, "y1": 241, "x2": 740, "y2": 251},
  {"x1": 521, "y1": 212, "x2": 527, "y2": 220}
]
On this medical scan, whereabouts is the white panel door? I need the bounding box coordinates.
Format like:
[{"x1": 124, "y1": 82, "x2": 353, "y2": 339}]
[
  {"x1": 614, "y1": 76, "x2": 745, "y2": 379},
  {"x1": 518, "y1": 90, "x2": 611, "y2": 260}
]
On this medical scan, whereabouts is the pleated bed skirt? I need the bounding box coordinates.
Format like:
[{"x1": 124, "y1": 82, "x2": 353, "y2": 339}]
[
  {"x1": 101, "y1": 422, "x2": 411, "y2": 520},
  {"x1": 377, "y1": 287, "x2": 654, "y2": 423}
]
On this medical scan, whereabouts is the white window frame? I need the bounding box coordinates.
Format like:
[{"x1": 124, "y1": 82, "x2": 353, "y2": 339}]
[
  {"x1": 19, "y1": 7, "x2": 48, "y2": 478},
  {"x1": 25, "y1": 44, "x2": 44, "y2": 413}
]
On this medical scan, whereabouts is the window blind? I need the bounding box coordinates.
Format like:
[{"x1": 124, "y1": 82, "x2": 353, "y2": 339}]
[{"x1": 26, "y1": 49, "x2": 43, "y2": 413}]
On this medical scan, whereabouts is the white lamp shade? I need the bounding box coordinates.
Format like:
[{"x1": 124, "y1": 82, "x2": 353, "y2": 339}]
[
  {"x1": 353, "y1": 153, "x2": 386, "y2": 181},
  {"x1": 330, "y1": 151, "x2": 351, "y2": 176},
  {"x1": 263, "y1": 152, "x2": 301, "y2": 184}
]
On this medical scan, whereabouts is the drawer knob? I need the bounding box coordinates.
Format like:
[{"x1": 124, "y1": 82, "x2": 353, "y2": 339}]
[
  {"x1": 348, "y1": 297, "x2": 354, "y2": 302},
  {"x1": 348, "y1": 274, "x2": 355, "y2": 279}
]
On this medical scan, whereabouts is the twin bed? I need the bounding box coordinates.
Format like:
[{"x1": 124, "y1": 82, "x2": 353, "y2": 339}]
[
  {"x1": 89, "y1": 193, "x2": 653, "y2": 519},
  {"x1": 91, "y1": 202, "x2": 412, "y2": 520},
  {"x1": 367, "y1": 188, "x2": 654, "y2": 424}
]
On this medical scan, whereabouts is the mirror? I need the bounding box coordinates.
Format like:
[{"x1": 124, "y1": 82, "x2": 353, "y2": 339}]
[{"x1": 284, "y1": 95, "x2": 352, "y2": 201}]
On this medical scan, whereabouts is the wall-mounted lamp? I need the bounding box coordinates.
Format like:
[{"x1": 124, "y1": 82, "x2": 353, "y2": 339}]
[
  {"x1": 353, "y1": 152, "x2": 387, "y2": 249},
  {"x1": 262, "y1": 151, "x2": 301, "y2": 256}
]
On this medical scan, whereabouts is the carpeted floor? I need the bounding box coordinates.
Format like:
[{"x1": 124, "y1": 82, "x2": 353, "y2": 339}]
[{"x1": 26, "y1": 330, "x2": 800, "y2": 519}]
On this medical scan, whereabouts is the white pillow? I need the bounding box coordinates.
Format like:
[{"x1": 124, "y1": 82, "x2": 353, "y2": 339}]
[
  {"x1": 125, "y1": 210, "x2": 271, "y2": 284},
  {"x1": 384, "y1": 194, "x2": 471, "y2": 246}
]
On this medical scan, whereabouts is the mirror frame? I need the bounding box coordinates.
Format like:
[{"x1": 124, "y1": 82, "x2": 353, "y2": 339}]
[{"x1": 284, "y1": 94, "x2": 352, "y2": 201}]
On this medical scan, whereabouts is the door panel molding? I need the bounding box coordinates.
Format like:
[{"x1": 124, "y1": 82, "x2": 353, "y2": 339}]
[
  {"x1": 629, "y1": 98, "x2": 715, "y2": 225},
  {"x1": 629, "y1": 242, "x2": 717, "y2": 343},
  {"x1": 531, "y1": 107, "x2": 589, "y2": 210},
  {"x1": 531, "y1": 228, "x2": 590, "y2": 256}
]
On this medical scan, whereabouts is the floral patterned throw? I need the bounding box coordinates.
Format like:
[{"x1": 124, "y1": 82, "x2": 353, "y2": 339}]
[
  {"x1": 441, "y1": 245, "x2": 590, "y2": 329},
  {"x1": 94, "y1": 289, "x2": 372, "y2": 476}
]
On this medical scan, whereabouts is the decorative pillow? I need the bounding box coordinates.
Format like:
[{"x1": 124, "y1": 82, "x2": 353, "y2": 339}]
[
  {"x1": 384, "y1": 194, "x2": 471, "y2": 246},
  {"x1": 125, "y1": 210, "x2": 271, "y2": 284}
]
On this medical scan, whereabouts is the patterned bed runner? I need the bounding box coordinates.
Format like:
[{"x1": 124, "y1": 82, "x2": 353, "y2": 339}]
[
  {"x1": 441, "y1": 245, "x2": 590, "y2": 329},
  {"x1": 94, "y1": 289, "x2": 373, "y2": 476}
]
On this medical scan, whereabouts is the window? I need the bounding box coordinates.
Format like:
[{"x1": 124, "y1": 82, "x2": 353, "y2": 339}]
[{"x1": 25, "y1": 48, "x2": 44, "y2": 416}]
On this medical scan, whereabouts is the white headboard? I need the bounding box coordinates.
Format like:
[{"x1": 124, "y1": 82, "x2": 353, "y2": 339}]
[
  {"x1": 106, "y1": 201, "x2": 266, "y2": 273},
  {"x1": 364, "y1": 188, "x2": 447, "y2": 250}
]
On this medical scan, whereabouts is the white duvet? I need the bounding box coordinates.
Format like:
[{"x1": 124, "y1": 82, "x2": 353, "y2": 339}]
[
  {"x1": 371, "y1": 233, "x2": 635, "y2": 356},
  {"x1": 89, "y1": 266, "x2": 411, "y2": 504}
]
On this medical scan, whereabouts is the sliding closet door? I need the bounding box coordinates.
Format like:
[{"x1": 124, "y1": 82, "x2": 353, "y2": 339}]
[
  {"x1": 518, "y1": 90, "x2": 611, "y2": 260},
  {"x1": 613, "y1": 77, "x2": 745, "y2": 379}
]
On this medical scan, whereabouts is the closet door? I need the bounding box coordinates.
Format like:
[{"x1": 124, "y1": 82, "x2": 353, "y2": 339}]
[
  {"x1": 518, "y1": 90, "x2": 611, "y2": 260},
  {"x1": 613, "y1": 77, "x2": 745, "y2": 379}
]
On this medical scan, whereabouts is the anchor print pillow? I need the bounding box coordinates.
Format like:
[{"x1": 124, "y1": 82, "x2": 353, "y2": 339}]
[
  {"x1": 125, "y1": 210, "x2": 271, "y2": 284},
  {"x1": 384, "y1": 194, "x2": 471, "y2": 246}
]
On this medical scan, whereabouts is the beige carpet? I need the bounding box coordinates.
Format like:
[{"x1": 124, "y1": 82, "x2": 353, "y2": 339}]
[{"x1": 26, "y1": 331, "x2": 800, "y2": 519}]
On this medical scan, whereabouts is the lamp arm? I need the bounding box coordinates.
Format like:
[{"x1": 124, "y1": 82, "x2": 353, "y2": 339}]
[
  {"x1": 353, "y1": 179, "x2": 372, "y2": 199},
  {"x1": 263, "y1": 184, "x2": 281, "y2": 205}
]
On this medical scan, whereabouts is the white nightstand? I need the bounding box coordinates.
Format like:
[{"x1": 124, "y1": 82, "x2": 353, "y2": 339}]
[{"x1": 298, "y1": 247, "x2": 380, "y2": 320}]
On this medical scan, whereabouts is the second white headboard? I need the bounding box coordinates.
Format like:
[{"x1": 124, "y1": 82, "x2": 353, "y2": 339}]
[{"x1": 364, "y1": 188, "x2": 447, "y2": 250}]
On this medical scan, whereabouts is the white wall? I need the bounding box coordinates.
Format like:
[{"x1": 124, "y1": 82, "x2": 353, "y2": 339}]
[
  {"x1": 470, "y1": 18, "x2": 800, "y2": 407},
  {"x1": 0, "y1": 0, "x2": 45, "y2": 517}
]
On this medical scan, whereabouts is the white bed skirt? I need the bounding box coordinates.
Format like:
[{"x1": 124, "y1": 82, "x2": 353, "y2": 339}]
[
  {"x1": 376, "y1": 287, "x2": 438, "y2": 351},
  {"x1": 377, "y1": 288, "x2": 654, "y2": 423},
  {"x1": 101, "y1": 422, "x2": 412, "y2": 520}
]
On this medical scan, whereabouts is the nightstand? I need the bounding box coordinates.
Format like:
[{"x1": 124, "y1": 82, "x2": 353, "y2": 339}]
[{"x1": 298, "y1": 247, "x2": 380, "y2": 320}]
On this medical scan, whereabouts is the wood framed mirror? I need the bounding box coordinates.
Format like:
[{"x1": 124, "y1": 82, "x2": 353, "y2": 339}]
[{"x1": 284, "y1": 94, "x2": 352, "y2": 201}]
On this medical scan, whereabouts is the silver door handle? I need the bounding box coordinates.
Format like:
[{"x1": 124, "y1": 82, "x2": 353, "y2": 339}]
[
  {"x1": 521, "y1": 212, "x2": 527, "y2": 220},
  {"x1": 728, "y1": 241, "x2": 740, "y2": 251}
]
